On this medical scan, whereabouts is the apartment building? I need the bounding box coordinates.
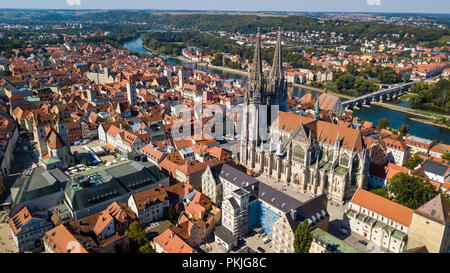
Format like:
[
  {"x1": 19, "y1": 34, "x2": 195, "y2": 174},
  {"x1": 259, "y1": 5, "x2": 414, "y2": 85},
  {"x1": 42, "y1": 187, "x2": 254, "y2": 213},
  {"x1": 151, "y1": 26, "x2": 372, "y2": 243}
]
[
  {"x1": 8, "y1": 206, "x2": 53, "y2": 252},
  {"x1": 405, "y1": 135, "x2": 434, "y2": 156},
  {"x1": 222, "y1": 188, "x2": 250, "y2": 238},
  {"x1": 201, "y1": 164, "x2": 224, "y2": 205},
  {"x1": 429, "y1": 143, "x2": 450, "y2": 159},
  {"x1": 347, "y1": 188, "x2": 413, "y2": 253},
  {"x1": 128, "y1": 185, "x2": 169, "y2": 225},
  {"x1": 271, "y1": 194, "x2": 329, "y2": 253},
  {"x1": 383, "y1": 135, "x2": 410, "y2": 166},
  {"x1": 152, "y1": 229, "x2": 197, "y2": 253}
]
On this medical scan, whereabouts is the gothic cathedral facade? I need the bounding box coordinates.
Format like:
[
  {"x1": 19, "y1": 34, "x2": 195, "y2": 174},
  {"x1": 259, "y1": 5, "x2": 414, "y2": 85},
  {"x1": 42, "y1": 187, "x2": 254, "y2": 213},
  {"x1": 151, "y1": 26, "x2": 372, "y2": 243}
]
[{"x1": 239, "y1": 29, "x2": 368, "y2": 204}]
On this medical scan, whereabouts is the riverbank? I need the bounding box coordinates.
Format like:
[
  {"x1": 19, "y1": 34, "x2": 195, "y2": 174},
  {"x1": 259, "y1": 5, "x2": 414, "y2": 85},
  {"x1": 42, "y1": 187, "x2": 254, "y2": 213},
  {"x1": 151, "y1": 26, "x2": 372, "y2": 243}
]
[
  {"x1": 174, "y1": 56, "x2": 250, "y2": 76},
  {"x1": 124, "y1": 37, "x2": 450, "y2": 142},
  {"x1": 175, "y1": 57, "x2": 449, "y2": 124},
  {"x1": 409, "y1": 117, "x2": 450, "y2": 130},
  {"x1": 371, "y1": 102, "x2": 450, "y2": 121}
]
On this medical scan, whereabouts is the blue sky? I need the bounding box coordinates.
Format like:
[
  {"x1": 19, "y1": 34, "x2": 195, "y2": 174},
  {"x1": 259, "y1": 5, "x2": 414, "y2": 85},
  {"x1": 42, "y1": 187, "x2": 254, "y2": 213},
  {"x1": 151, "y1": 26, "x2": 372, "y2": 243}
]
[{"x1": 0, "y1": 0, "x2": 449, "y2": 14}]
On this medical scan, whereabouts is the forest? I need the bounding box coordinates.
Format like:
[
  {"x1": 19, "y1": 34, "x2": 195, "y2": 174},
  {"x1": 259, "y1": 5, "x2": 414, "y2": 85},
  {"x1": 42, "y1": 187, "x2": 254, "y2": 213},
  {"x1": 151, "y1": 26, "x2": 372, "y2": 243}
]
[
  {"x1": 408, "y1": 79, "x2": 450, "y2": 114},
  {"x1": 1, "y1": 10, "x2": 449, "y2": 45},
  {"x1": 142, "y1": 30, "x2": 312, "y2": 69}
]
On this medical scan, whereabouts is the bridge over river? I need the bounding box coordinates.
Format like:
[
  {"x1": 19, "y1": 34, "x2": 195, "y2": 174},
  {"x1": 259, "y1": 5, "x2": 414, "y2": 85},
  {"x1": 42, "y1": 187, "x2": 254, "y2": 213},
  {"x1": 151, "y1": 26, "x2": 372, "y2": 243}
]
[{"x1": 342, "y1": 82, "x2": 416, "y2": 110}]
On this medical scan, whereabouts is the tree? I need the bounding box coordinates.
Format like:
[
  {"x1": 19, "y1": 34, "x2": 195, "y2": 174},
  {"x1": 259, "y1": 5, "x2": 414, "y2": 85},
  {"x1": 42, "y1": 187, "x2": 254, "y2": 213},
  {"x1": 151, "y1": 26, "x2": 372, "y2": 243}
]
[
  {"x1": 370, "y1": 188, "x2": 388, "y2": 198},
  {"x1": 121, "y1": 123, "x2": 130, "y2": 130},
  {"x1": 404, "y1": 154, "x2": 423, "y2": 170},
  {"x1": 164, "y1": 206, "x2": 180, "y2": 225},
  {"x1": 388, "y1": 173, "x2": 435, "y2": 209},
  {"x1": 293, "y1": 220, "x2": 313, "y2": 253},
  {"x1": 139, "y1": 243, "x2": 156, "y2": 253},
  {"x1": 441, "y1": 193, "x2": 450, "y2": 205},
  {"x1": 126, "y1": 221, "x2": 147, "y2": 253},
  {"x1": 211, "y1": 53, "x2": 222, "y2": 66},
  {"x1": 377, "y1": 117, "x2": 390, "y2": 130},
  {"x1": 398, "y1": 124, "x2": 409, "y2": 137},
  {"x1": 442, "y1": 152, "x2": 450, "y2": 161}
]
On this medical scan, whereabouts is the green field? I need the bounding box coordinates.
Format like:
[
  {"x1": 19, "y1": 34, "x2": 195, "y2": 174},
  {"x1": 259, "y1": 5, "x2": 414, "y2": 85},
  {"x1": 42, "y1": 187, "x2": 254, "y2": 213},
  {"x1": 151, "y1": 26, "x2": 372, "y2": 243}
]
[{"x1": 438, "y1": 35, "x2": 450, "y2": 44}]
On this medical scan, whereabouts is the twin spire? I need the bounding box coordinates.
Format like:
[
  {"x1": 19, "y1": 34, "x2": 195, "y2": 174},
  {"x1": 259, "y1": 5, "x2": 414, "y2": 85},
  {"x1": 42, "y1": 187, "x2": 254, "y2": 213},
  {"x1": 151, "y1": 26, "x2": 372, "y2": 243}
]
[
  {"x1": 270, "y1": 26, "x2": 283, "y2": 80},
  {"x1": 247, "y1": 27, "x2": 285, "y2": 107}
]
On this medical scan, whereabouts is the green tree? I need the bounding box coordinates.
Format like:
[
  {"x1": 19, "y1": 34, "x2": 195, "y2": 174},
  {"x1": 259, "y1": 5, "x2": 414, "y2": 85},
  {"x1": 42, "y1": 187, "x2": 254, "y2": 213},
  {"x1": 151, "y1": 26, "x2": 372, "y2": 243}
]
[
  {"x1": 293, "y1": 220, "x2": 313, "y2": 253},
  {"x1": 441, "y1": 193, "x2": 450, "y2": 205},
  {"x1": 370, "y1": 188, "x2": 388, "y2": 198},
  {"x1": 126, "y1": 221, "x2": 147, "y2": 253},
  {"x1": 442, "y1": 152, "x2": 450, "y2": 161},
  {"x1": 121, "y1": 123, "x2": 130, "y2": 130},
  {"x1": 404, "y1": 154, "x2": 423, "y2": 170},
  {"x1": 164, "y1": 206, "x2": 180, "y2": 225},
  {"x1": 139, "y1": 243, "x2": 156, "y2": 253},
  {"x1": 398, "y1": 124, "x2": 409, "y2": 137},
  {"x1": 211, "y1": 53, "x2": 222, "y2": 66},
  {"x1": 377, "y1": 117, "x2": 390, "y2": 130},
  {"x1": 388, "y1": 173, "x2": 435, "y2": 209}
]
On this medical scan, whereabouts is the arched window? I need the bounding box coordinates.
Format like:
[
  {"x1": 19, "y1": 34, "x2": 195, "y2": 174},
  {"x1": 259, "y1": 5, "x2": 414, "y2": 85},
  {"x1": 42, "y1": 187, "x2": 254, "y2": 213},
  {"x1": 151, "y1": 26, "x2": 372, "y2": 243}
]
[
  {"x1": 340, "y1": 154, "x2": 349, "y2": 167},
  {"x1": 310, "y1": 148, "x2": 316, "y2": 162},
  {"x1": 293, "y1": 145, "x2": 305, "y2": 160},
  {"x1": 352, "y1": 156, "x2": 360, "y2": 172}
]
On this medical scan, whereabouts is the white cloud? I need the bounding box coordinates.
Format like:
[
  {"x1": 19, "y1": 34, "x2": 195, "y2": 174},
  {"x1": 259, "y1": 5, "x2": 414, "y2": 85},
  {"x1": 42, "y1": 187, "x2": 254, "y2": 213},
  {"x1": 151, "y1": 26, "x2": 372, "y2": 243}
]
[
  {"x1": 366, "y1": 0, "x2": 382, "y2": 6},
  {"x1": 66, "y1": 0, "x2": 82, "y2": 6}
]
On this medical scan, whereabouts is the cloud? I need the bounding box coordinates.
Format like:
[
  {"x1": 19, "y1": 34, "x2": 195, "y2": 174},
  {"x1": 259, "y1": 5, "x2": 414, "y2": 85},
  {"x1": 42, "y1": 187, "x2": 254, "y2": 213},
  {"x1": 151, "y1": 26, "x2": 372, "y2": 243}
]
[
  {"x1": 66, "y1": 0, "x2": 82, "y2": 6},
  {"x1": 366, "y1": 0, "x2": 382, "y2": 6}
]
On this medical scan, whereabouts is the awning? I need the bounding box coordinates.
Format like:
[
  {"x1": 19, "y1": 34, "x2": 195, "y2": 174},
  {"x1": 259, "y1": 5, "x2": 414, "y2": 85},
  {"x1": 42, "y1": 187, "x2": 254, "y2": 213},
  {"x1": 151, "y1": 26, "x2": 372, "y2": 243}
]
[{"x1": 105, "y1": 143, "x2": 116, "y2": 151}]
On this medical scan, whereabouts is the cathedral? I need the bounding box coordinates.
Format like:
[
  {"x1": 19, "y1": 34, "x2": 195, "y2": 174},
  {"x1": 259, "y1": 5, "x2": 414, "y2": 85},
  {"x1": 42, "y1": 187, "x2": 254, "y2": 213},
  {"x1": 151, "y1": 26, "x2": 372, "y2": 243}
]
[{"x1": 239, "y1": 29, "x2": 369, "y2": 204}]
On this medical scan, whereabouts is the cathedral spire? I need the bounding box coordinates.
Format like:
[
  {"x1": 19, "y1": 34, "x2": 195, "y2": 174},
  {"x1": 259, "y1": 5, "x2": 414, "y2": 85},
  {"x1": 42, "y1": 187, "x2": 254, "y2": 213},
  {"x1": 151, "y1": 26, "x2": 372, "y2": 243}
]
[
  {"x1": 270, "y1": 26, "x2": 283, "y2": 80},
  {"x1": 246, "y1": 27, "x2": 264, "y2": 104},
  {"x1": 252, "y1": 28, "x2": 262, "y2": 77}
]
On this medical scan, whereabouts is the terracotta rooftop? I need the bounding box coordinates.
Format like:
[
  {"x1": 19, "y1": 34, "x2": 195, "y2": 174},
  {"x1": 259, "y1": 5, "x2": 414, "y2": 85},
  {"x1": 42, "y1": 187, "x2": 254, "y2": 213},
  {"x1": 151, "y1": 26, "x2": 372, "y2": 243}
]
[{"x1": 350, "y1": 188, "x2": 414, "y2": 227}]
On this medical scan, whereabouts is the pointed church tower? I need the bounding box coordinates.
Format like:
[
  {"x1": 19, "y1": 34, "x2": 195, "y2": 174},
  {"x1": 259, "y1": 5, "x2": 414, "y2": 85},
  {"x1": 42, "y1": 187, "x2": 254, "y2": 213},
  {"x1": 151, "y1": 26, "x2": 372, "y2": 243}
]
[
  {"x1": 267, "y1": 27, "x2": 288, "y2": 112},
  {"x1": 246, "y1": 28, "x2": 265, "y2": 105},
  {"x1": 241, "y1": 28, "x2": 265, "y2": 166}
]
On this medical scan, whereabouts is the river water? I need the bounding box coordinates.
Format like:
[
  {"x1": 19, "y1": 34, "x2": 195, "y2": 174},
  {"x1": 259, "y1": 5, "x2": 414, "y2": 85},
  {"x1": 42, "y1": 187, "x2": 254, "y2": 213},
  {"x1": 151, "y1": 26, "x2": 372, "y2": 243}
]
[{"x1": 123, "y1": 37, "x2": 450, "y2": 143}]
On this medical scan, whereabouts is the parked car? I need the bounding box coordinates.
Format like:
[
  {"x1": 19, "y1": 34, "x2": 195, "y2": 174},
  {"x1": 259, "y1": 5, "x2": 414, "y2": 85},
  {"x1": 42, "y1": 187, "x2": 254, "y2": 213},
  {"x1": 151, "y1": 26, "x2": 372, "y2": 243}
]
[
  {"x1": 338, "y1": 228, "x2": 348, "y2": 235},
  {"x1": 262, "y1": 237, "x2": 271, "y2": 244},
  {"x1": 257, "y1": 247, "x2": 265, "y2": 253},
  {"x1": 358, "y1": 240, "x2": 368, "y2": 246}
]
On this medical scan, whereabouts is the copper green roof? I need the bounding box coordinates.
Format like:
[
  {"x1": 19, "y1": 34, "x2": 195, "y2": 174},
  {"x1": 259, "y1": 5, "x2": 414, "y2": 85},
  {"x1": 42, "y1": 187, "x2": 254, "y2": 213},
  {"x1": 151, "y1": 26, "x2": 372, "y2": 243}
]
[
  {"x1": 41, "y1": 157, "x2": 62, "y2": 165},
  {"x1": 356, "y1": 213, "x2": 367, "y2": 221},
  {"x1": 347, "y1": 209, "x2": 357, "y2": 218},
  {"x1": 363, "y1": 216, "x2": 377, "y2": 226},
  {"x1": 319, "y1": 162, "x2": 332, "y2": 171},
  {"x1": 311, "y1": 228, "x2": 362, "y2": 253},
  {"x1": 335, "y1": 166, "x2": 348, "y2": 175},
  {"x1": 392, "y1": 229, "x2": 406, "y2": 240},
  {"x1": 65, "y1": 161, "x2": 167, "y2": 211},
  {"x1": 383, "y1": 225, "x2": 395, "y2": 234},
  {"x1": 373, "y1": 221, "x2": 385, "y2": 229}
]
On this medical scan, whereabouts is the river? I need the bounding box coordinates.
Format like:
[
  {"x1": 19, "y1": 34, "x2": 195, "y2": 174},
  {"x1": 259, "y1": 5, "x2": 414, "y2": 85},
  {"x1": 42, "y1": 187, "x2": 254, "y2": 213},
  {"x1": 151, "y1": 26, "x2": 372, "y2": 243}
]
[{"x1": 123, "y1": 37, "x2": 450, "y2": 143}]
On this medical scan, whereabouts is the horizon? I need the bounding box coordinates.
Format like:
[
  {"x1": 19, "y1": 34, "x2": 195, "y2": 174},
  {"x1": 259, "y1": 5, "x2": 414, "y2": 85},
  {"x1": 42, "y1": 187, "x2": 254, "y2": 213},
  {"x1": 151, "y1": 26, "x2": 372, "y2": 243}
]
[
  {"x1": 1, "y1": 0, "x2": 450, "y2": 14},
  {"x1": 0, "y1": 8, "x2": 450, "y2": 15}
]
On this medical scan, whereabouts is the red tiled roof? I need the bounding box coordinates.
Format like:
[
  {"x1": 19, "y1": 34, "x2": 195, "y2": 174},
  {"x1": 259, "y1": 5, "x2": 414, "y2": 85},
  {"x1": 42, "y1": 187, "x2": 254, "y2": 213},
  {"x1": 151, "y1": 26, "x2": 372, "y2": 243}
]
[{"x1": 350, "y1": 188, "x2": 414, "y2": 227}]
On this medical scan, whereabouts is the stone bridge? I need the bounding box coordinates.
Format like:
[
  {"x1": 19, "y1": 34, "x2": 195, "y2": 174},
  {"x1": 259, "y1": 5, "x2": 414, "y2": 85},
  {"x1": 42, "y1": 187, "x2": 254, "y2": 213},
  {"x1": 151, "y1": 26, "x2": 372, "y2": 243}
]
[{"x1": 342, "y1": 82, "x2": 415, "y2": 110}]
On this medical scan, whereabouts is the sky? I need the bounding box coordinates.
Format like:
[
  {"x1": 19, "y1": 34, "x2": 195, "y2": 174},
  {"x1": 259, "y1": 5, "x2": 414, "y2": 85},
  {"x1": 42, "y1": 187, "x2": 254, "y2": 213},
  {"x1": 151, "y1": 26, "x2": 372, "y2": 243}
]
[{"x1": 0, "y1": 0, "x2": 449, "y2": 14}]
